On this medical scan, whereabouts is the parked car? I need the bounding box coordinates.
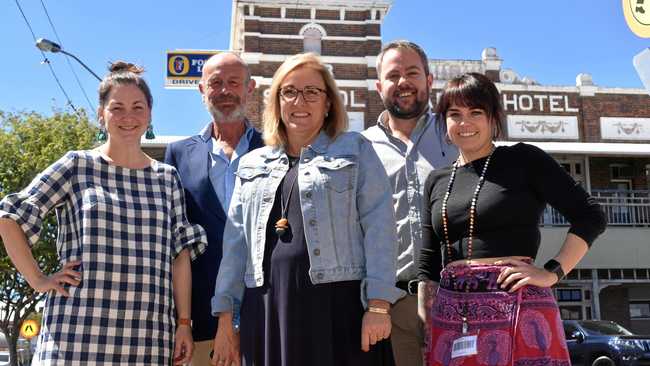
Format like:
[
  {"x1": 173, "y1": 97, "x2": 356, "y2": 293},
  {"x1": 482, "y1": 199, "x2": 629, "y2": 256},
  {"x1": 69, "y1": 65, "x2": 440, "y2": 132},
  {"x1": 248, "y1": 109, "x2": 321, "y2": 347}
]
[
  {"x1": 0, "y1": 333, "x2": 32, "y2": 366},
  {"x1": 564, "y1": 320, "x2": 650, "y2": 366}
]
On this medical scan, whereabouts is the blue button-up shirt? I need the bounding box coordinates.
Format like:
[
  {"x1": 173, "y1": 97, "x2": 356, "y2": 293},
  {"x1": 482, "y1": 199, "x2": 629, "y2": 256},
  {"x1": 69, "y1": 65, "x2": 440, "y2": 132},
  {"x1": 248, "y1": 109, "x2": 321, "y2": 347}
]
[
  {"x1": 362, "y1": 110, "x2": 458, "y2": 282},
  {"x1": 201, "y1": 121, "x2": 255, "y2": 212}
]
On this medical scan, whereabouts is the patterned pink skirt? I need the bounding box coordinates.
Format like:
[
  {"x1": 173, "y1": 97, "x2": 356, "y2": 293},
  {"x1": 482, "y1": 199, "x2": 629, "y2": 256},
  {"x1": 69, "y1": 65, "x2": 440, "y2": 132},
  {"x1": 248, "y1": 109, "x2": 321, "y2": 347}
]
[{"x1": 425, "y1": 263, "x2": 570, "y2": 366}]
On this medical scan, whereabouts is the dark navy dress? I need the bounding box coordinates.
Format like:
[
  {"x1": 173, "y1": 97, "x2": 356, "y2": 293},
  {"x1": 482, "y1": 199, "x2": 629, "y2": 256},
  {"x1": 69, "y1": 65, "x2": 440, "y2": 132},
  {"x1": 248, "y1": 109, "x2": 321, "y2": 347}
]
[{"x1": 240, "y1": 157, "x2": 394, "y2": 366}]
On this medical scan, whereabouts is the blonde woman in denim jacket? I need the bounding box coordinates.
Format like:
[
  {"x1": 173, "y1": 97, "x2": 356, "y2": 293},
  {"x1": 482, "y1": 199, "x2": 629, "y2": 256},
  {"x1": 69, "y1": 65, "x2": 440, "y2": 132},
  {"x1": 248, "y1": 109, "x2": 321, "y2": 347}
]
[{"x1": 210, "y1": 53, "x2": 405, "y2": 366}]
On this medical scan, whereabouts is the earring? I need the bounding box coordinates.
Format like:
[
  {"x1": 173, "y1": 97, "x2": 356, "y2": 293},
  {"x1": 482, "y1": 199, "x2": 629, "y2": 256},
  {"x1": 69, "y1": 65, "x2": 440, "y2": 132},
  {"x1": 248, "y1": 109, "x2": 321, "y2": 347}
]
[
  {"x1": 145, "y1": 123, "x2": 156, "y2": 140},
  {"x1": 325, "y1": 111, "x2": 329, "y2": 118},
  {"x1": 96, "y1": 123, "x2": 107, "y2": 143}
]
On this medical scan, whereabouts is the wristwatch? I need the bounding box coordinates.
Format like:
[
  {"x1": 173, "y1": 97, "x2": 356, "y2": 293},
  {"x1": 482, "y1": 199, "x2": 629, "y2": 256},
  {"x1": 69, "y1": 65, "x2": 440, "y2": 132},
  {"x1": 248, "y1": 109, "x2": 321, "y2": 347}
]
[{"x1": 543, "y1": 259, "x2": 565, "y2": 283}]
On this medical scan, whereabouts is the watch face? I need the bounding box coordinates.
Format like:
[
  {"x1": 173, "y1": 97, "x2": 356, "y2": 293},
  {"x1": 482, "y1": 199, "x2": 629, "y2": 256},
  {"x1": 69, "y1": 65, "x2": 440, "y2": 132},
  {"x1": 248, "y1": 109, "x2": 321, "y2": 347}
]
[
  {"x1": 544, "y1": 259, "x2": 564, "y2": 280},
  {"x1": 544, "y1": 260, "x2": 559, "y2": 271}
]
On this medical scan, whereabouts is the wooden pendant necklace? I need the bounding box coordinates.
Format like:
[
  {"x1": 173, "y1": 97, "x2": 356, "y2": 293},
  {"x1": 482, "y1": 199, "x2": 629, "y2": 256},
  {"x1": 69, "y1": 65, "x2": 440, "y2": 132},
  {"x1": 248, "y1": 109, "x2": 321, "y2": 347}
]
[
  {"x1": 440, "y1": 147, "x2": 495, "y2": 333},
  {"x1": 275, "y1": 157, "x2": 299, "y2": 235}
]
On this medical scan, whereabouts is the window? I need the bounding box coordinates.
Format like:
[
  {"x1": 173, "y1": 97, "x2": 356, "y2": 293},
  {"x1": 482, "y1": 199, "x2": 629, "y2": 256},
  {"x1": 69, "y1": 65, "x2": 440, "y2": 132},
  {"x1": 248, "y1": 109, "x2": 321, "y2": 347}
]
[
  {"x1": 610, "y1": 164, "x2": 633, "y2": 180},
  {"x1": 560, "y1": 306, "x2": 583, "y2": 320},
  {"x1": 302, "y1": 27, "x2": 323, "y2": 54},
  {"x1": 556, "y1": 289, "x2": 582, "y2": 302},
  {"x1": 630, "y1": 302, "x2": 650, "y2": 319}
]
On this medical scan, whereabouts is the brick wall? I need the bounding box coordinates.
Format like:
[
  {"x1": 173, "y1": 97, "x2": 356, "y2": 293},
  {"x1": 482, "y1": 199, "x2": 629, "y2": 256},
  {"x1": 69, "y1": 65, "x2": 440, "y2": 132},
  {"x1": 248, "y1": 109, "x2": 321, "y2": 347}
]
[
  {"x1": 246, "y1": 88, "x2": 266, "y2": 129},
  {"x1": 255, "y1": 6, "x2": 281, "y2": 17},
  {"x1": 322, "y1": 23, "x2": 368, "y2": 37},
  {"x1": 258, "y1": 22, "x2": 303, "y2": 35},
  {"x1": 331, "y1": 64, "x2": 368, "y2": 79},
  {"x1": 244, "y1": 19, "x2": 259, "y2": 33},
  {"x1": 589, "y1": 157, "x2": 650, "y2": 190},
  {"x1": 315, "y1": 9, "x2": 339, "y2": 20},
  {"x1": 285, "y1": 8, "x2": 310, "y2": 19},
  {"x1": 582, "y1": 94, "x2": 650, "y2": 143},
  {"x1": 322, "y1": 40, "x2": 380, "y2": 56},
  {"x1": 366, "y1": 92, "x2": 385, "y2": 127},
  {"x1": 345, "y1": 10, "x2": 369, "y2": 21}
]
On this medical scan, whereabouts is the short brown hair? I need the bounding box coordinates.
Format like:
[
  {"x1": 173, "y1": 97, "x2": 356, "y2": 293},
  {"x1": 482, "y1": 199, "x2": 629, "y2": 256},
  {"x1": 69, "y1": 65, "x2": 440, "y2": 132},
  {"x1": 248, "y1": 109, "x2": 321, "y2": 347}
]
[
  {"x1": 263, "y1": 53, "x2": 347, "y2": 147},
  {"x1": 376, "y1": 40, "x2": 430, "y2": 77},
  {"x1": 435, "y1": 72, "x2": 504, "y2": 140}
]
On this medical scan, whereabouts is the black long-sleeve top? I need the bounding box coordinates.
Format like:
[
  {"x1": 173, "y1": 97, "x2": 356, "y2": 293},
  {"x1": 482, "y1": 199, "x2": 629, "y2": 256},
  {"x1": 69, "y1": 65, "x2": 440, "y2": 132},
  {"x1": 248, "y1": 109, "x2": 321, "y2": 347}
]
[{"x1": 417, "y1": 143, "x2": 607, "y2": 282}]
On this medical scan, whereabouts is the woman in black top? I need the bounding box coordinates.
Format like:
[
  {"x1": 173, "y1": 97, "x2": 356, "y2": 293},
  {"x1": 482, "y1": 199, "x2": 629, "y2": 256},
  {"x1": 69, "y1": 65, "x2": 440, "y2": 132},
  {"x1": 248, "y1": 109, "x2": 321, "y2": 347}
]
[{"x1": 417, "y1": 73, "x2": 606, "y2": 366}]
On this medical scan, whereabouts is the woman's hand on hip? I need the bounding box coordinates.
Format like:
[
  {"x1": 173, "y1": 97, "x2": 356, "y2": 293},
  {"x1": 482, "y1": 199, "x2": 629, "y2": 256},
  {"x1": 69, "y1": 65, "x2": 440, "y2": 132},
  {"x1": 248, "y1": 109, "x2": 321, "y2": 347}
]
[
  {"x1": 31, "y1": 260, "x2": 82, "y2": 297},
  {"x1": 496, "y1": 257, "x2": 558, "y2": 292}
]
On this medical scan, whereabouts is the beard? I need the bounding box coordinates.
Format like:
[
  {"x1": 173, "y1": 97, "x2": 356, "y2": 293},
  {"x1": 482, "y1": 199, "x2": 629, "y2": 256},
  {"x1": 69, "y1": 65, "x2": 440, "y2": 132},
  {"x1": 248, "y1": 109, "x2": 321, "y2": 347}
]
[
  {"x1": 382, "y1": 88, "x2": 429, "y2": 120},
  {"x1": 204, "y1": 94, "x2": 246, "y2": 123}
]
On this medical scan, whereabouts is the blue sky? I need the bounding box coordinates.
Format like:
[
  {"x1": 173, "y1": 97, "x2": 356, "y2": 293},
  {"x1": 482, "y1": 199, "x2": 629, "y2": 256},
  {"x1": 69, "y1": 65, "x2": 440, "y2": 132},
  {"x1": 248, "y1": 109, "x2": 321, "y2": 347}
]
[{"x1": 1, "y1": 0, "x2": 648, "y2": 136}]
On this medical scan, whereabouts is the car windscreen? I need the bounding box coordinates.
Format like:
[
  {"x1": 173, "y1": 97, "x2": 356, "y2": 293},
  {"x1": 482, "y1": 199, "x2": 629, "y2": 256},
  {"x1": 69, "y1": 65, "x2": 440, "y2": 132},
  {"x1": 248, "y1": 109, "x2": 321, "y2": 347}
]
[{"x1": 580, "y1": 321, "x2": 634, "y2": 336}]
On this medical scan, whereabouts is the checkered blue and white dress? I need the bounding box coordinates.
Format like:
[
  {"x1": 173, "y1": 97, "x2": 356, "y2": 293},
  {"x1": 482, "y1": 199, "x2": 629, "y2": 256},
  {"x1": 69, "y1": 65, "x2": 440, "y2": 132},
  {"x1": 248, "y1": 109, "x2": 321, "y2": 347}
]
[{"x1": 0, "y1": 150, "x2": 208, "y2": 365}]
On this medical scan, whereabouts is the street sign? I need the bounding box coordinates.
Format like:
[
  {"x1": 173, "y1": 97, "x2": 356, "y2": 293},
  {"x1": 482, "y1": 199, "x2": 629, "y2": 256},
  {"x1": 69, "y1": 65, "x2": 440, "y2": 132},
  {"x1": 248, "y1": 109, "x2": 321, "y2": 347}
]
[
  {"x1": 634, "y1": 48, "x2": 650, "y2": 95},
  {"x1": 165, "y1": 50, "x2": 220, "y2": 89},
  {"x1": 19, "y1": 319, "x2": 40, "y2": 339},
  {"x1": 623, "y1": 0, "x2": 650, "y2": 37}
]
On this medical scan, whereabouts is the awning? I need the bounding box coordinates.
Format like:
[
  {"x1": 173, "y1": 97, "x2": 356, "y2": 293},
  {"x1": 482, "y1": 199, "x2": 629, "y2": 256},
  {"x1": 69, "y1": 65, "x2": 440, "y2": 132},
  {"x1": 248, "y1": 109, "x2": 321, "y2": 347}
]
[
  {"x1": 497, "y1": 141, "x2": 650, "y2": 156},
  {"x1": 141, "y1": 136, "x2": 650, "y2": 157}
]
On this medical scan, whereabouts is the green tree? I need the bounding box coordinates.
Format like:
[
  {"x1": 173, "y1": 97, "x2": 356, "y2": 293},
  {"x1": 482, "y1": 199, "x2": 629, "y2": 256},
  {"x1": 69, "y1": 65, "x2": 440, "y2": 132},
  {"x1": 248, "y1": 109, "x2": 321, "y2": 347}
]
[{"x1": 0, "y1": 110, "x2": 97, "y2": 366}]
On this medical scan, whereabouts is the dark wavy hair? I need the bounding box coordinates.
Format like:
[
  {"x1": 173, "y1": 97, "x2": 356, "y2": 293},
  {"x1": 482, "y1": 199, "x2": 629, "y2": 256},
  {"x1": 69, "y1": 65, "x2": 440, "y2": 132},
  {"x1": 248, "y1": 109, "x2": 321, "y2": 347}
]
[{"x1": 435, "y1": 72, "x2": 504, "y2": 140}]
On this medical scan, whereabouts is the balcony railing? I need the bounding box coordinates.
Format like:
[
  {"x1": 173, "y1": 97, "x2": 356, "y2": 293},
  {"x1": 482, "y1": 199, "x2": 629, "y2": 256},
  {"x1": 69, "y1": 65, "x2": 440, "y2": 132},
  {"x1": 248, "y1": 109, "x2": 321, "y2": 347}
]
[{"x1": 542, "y1": 190, "x2": 650, "y2": 226}]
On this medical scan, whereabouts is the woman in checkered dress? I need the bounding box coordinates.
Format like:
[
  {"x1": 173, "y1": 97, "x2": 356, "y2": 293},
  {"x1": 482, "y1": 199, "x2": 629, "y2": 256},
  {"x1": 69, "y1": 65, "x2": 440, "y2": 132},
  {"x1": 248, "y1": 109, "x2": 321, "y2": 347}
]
[{"x1": 0, "y1": 62, "x2": 207, "y2": 365}]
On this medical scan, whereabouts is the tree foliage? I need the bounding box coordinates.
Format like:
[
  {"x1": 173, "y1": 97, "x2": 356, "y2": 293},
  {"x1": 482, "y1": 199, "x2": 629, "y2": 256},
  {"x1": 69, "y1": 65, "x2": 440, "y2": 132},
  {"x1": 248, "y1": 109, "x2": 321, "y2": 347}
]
[{"x1": 0, "y1": 110, "x2": 97, "y2": 365}]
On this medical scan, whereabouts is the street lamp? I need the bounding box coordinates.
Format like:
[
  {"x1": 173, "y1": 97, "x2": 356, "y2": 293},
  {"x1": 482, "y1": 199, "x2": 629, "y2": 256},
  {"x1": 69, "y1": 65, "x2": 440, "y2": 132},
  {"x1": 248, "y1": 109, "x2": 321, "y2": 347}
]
[{"x1": 36, "y1": 38, "x2": 102, "y2": 82}]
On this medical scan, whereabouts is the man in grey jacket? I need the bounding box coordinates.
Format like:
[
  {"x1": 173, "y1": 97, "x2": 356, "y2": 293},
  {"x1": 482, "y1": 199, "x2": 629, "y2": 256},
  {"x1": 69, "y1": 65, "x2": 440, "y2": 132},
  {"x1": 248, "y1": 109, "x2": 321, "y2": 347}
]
[{"x1": 362, "y1": 40, "x2": 457, "y2": 366}]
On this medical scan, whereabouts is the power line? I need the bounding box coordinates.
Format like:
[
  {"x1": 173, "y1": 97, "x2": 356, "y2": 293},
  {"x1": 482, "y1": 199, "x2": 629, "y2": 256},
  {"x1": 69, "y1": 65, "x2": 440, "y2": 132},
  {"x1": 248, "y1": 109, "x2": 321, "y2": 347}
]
[
  {"x1": 13, "y1": 0, "x2": 83, "y2": 119},
  {"x1": 39, "y1": 0, "x2": 97, "y2": 119}
]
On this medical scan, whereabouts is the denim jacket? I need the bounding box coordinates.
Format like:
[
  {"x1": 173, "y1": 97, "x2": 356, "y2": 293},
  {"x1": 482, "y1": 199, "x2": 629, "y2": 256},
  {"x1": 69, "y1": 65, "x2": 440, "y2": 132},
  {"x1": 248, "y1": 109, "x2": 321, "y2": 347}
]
[{"x1": 211, "y1": 131, "x2": 405, "y2": 315}]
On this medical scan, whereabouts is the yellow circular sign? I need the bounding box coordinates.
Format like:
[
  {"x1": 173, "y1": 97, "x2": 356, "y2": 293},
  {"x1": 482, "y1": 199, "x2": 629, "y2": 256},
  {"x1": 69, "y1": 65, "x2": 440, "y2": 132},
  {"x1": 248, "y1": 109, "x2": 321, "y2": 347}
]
[
  {"x1": 20, "y1": 319, "x2": 40, "y2": 339},
  {"x1": 623, "y1": 0, "x2": 650, "y2": 37},
  {"x1": 168, "y1": 55, "x2": 190, "y2": 76}
]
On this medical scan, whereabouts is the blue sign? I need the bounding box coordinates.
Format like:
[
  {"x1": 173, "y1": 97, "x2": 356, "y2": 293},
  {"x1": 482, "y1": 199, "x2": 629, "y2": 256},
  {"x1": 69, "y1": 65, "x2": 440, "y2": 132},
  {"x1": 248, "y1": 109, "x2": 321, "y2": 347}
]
[{"x1": 165, "y1": 50, "x2": 219, "y2": 88}]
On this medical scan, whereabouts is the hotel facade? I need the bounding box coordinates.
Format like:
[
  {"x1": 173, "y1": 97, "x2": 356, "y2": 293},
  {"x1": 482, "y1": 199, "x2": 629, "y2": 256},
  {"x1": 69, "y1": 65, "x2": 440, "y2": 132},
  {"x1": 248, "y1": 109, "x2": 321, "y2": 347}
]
[{"x1": 146, "y1": 0, "x2": 650, "y2": 334}]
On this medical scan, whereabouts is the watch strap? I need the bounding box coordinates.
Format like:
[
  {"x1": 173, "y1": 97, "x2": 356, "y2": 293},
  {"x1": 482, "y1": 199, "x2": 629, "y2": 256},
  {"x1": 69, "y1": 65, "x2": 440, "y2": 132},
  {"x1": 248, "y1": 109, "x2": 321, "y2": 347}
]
[{"x1": 543, "y1": 259, "x2": 565, "y2": 282}]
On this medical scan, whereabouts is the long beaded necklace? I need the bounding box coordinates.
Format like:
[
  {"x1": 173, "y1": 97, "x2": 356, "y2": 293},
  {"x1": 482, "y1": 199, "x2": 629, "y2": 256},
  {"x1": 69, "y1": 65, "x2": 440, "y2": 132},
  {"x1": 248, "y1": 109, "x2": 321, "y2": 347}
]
[
  {"x1": 275, "y1": 156, "x2": 299, "y2": 235},
  {"x1": 440, "y1": 146, "x2": 495, "y2": 333}
]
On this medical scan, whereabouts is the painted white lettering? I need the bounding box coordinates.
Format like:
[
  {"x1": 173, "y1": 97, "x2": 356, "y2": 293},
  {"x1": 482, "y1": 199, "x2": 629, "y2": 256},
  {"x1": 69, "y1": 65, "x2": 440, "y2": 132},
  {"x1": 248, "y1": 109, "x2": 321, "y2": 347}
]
[
  {"x1": 503, "y1": 94, "x2": 518, "y2": 111},
  {"x1": 565, "y1": 95, "x2": 579, "y2": 112},
  {"x1": 533, "y1": 95, "x2": 548, "y2": 112},
  {"x1": 549, "y1": 95, "x2": 563, "y2": 112},
  {"x1": 518, "y1": 95, "x2": 534, "y2": 111}
]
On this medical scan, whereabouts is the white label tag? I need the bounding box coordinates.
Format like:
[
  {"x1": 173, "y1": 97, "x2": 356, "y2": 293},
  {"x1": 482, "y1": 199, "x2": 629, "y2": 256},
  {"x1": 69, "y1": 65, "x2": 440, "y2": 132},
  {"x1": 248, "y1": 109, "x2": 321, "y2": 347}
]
[{"x1": 451, "y1": 335, "x2": 478, "y2": 359}]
